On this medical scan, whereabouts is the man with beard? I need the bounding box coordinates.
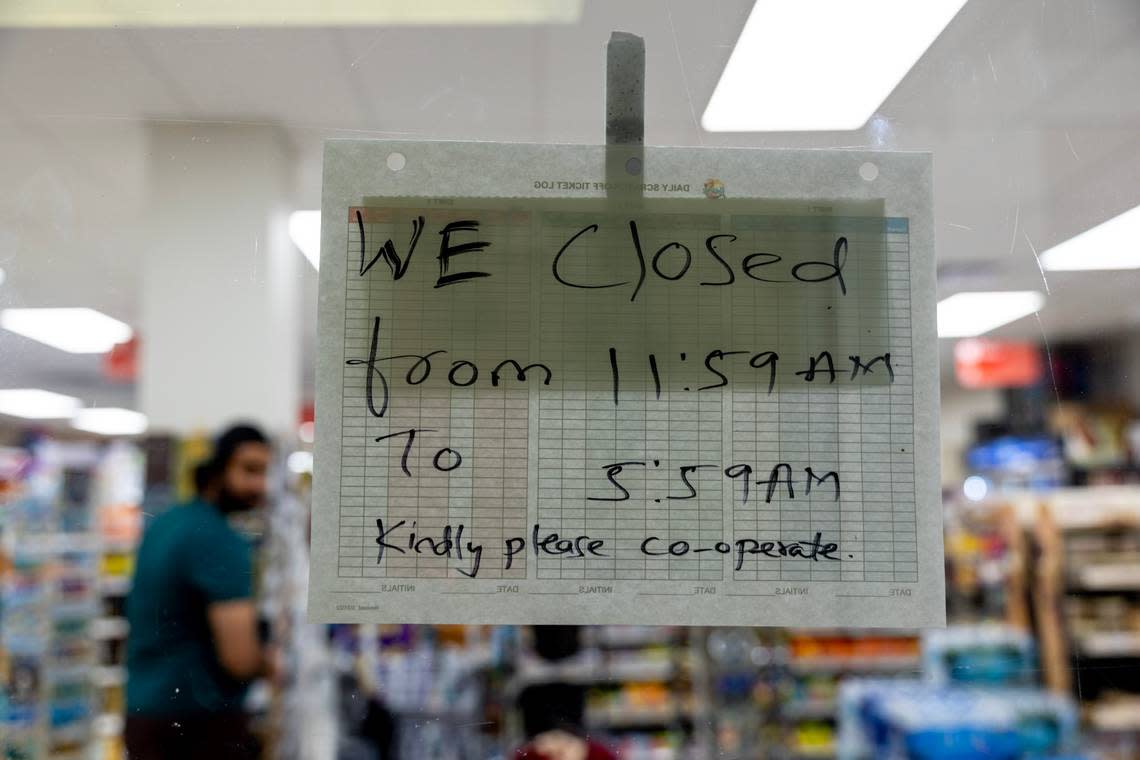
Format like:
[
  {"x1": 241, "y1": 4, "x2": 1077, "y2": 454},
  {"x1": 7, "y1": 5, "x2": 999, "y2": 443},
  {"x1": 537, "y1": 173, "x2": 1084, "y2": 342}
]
[{"x1": 124, "y1": 424, "x2": 276, "y2": 760}]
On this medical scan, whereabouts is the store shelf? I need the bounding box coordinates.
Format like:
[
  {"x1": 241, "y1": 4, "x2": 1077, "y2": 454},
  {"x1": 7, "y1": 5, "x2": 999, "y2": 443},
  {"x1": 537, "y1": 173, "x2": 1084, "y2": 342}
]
[
  {"x1": 91, "y1": 665, "x2": 127, "y2": 688},
  {"x1": 1076, "y1": 631, "x2": 1140, "y2": 658},
  {"x1": 617, "y1": 745, "x2": 686, "y2": 760},
  {"x1": 785, "y1": 743, "x2": 836, "y2": 759},
  {"x1": 515, "y1": 654, "x2": 682, "y2": 686},
  {"x1": 610, "y1": 658, "x2": 679, "y2": 681},
  {"x1": 1004, "y1": 487, "x2": 1140, "y2": 529},
  {"x1": 512, "y1": 655, "x2": 592, "y2": 686},
  {"x1": 1074, "y1": 564, "x2": 1140, "y2": 591},
  {"x1": 52, "y1": 600, "x2": 101, "y2": 621},
  {"x1": 783, "y1": 699, "x2": 837, "y2": 720},
  {"x1": 592, "y1": 628, "x2": 681, "y2": 649},
  {"x1": 49, "y1": 751, "x2": 88, "y2": 760},
  {"x1": 98, "y1": 576, "x2": 132, "y2": 596},
  {"x1": 1088, "y1": 697, "x2": 1140, "y2": 732},
  {"x1": 44, "y1": 663, "x2": 91, "y2": 683},
  {"x1": 100, "y1": 538, "x2": 138, "y2": 554},
  {"x1": 586, "y1": 703, "x2": 696, "y2": 728},
  {"x1": 93, "y1": 712, "x2": 124, "y2": 738},
  {"x1": 7, "y1": 532, "x2": 101, "y2": 555},
  {"x1": 89, "y1": 617, "x2": 129, "y2": 640}
]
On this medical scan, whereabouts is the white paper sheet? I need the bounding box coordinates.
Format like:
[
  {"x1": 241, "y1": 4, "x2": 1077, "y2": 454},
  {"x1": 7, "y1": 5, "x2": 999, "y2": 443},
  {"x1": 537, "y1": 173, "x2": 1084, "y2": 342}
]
[{"x1": 308, "y1": 141, "x2": 943, "y2": 627}]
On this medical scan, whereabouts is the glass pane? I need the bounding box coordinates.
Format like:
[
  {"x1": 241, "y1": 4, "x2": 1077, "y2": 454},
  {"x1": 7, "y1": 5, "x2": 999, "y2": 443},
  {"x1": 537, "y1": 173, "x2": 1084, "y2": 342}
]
[{"x1": 1, "y1": 2, "x2": 1137, "y2": 759}]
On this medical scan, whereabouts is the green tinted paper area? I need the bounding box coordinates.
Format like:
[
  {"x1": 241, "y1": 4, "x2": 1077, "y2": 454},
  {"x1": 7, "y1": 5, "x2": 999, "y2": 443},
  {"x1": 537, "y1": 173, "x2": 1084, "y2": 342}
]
[{"x1": 351, "y1": 197, "x2": 892, "y2": 396}]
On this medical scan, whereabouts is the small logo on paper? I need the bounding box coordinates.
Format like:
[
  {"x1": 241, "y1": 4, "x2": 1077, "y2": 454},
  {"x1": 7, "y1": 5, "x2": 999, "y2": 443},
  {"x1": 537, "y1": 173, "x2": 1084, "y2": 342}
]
[{"x1": 703, "y1": 178, "x2": 725, "y2": 199}]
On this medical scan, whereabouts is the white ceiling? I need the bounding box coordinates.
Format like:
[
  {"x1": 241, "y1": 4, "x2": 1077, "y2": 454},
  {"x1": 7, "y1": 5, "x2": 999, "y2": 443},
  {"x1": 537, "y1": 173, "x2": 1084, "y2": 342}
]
[{"x1": 1, "y1": 0, "x2": 1139, "y2": 407}]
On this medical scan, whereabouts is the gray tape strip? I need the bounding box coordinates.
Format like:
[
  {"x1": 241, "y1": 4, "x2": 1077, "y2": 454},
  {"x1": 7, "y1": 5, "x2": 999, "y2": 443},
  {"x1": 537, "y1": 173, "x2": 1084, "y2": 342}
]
[{"x1": 606, "y1": 31, "x2": 645, "y2": 146}]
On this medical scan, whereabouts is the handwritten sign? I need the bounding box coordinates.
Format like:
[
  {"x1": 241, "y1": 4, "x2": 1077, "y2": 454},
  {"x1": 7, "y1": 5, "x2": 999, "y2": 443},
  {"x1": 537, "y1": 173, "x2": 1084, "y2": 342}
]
[{"x1": 309, "y1": 141, "x2": 943, "y2": 627}]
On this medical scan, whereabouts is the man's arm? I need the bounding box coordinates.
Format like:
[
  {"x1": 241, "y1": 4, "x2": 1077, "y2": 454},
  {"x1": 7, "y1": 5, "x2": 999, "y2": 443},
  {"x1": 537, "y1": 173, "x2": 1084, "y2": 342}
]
[{"x1": 207, "y1": 599, "x2": 268, "y2": 681}]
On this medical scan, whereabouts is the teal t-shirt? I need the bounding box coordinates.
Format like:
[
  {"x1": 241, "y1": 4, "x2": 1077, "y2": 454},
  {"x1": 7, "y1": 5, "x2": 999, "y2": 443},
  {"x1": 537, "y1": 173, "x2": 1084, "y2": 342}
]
[{"x1": 126, "y1": 499, "x2": 253, "y2": 716}]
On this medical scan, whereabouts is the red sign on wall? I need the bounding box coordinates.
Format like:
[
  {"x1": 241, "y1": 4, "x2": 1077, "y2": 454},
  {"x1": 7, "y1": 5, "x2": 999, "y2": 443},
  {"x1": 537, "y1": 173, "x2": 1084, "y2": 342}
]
[
  {"x1": 954, "y1": 339, "x2": 1043, "y2": 389},
  {"x1": 103, "y1": 336, "x2": 138, "y2": 382}
]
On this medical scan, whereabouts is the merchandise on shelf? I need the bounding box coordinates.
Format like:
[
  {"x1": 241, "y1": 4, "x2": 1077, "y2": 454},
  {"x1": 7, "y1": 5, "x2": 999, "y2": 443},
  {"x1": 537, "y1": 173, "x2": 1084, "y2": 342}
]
[
  {"x1": 786, "y1": 632, "x2": 921, "y2": 672},
  {"x1": 922, "y1": 625, "x2": 1036, "y2": 687},
  {"x1": 1050, "y1": 403, "x2": 1136, "y2": 483},
  {"x1": 943, "y1": 499, "x2": 1029, "y2": 627},
  {"x1": 2, "y1": 439, "x2": 102, "y2": 760},
  {"x1": 966, "y1": 436, "x2": 1067, "y2": 493},
  {"x1": 1, "y1": 436, "x2": 146, "y2": 760},
  {"x1": 838, "y1": 681, "x2": 1082, "y2": 760}
]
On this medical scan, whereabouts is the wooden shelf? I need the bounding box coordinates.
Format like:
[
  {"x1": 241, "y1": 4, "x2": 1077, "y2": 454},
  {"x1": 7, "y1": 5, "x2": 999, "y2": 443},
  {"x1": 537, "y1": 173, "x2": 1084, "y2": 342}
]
[{"x1": 1076, "y1": 631, "x2": 1140, "y2": 658}]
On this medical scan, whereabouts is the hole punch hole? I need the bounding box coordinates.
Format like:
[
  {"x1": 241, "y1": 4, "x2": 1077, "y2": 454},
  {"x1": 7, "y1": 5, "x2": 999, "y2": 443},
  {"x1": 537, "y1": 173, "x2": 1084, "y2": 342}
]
[
  {"x1": 859, "y1": 162, "x2": 879, "y2": 182},
  {"x1": 625, "y1": 156, "x2": 642, "y2": 176},
  {"x1": 387, "y1": 152, "x2": 407, "y2": 172}
]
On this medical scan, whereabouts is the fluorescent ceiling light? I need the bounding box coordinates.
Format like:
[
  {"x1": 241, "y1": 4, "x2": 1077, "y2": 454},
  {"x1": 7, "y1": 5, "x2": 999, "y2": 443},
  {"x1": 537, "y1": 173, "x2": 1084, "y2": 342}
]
[
  {"x1": 0, "y1": 389, "x2": 82, "y2": 419},
  {"x1": 289, "y1": 210, "x2": 321, "y2": 271},
  {"x1": 1, "y1": 308, "x2": 132, "y2": 354},
  {"x1": 703, "y1": 0, "x2": 969, "y2": 131},
  {"x1": 937, "y1": 291, "x2": 1045, "y2": 338},
  {"x1": 1040, "y1": 204, "x2": 1140, "y2": 271},
  {"x1": 0, "y1": 0, "x2": 582, "y2": 26},
  {"x1": 73, "y1": 408, "x2": 148, "y2": 436}
]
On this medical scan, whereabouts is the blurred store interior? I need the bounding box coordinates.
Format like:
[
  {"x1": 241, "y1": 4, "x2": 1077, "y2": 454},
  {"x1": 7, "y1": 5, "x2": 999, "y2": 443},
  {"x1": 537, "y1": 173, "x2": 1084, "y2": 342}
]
[{"x1": 2, "y1": 1, "x2": 1140, "y2": 758}]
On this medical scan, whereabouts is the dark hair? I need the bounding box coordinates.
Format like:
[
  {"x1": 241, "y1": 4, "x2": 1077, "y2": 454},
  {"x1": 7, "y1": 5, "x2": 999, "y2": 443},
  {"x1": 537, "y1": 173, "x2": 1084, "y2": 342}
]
[
  {"x1": 192, "y1": 461, "x2": 213, "y2": 495},
  {"x1": 205, "y1": 423, "x2": 270, "y2": 480},
  {"x1": 519, "y1": 683, "x2": 585, "y2": 738}
]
